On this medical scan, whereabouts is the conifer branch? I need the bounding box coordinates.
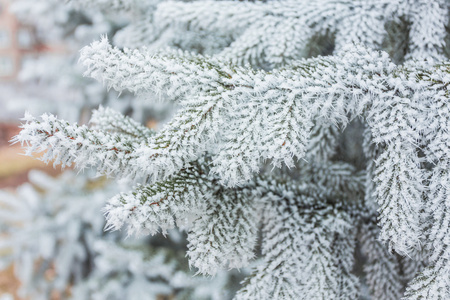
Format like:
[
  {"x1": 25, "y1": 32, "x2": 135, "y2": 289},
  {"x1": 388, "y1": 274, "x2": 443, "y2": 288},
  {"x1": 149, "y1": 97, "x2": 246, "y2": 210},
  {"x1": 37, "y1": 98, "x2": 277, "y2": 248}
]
[
  {"x1": 104, "y1": 159, "x2": 212, "y2": 236},
  {"x1": 187, "y1": 186, "x2": 258, "y2": 276},
  {"x1": 90, "y1": 106, "x2": 156, "y2": 140},
  {"x1": 403, "y1": 0, "x2": 448, "y2": 62},
  {"x1": 54, "y1": 42, "x2": 450, "y2": 256},
  {"x1": 236, "y1": 182, "x2": 358, "y2": 299},
  {"x1": 13, "y1": 112, "x2": 144, "y2": 179},
  {"x1": 79, "y1": 37, "x2": 235, "y2": 98}
]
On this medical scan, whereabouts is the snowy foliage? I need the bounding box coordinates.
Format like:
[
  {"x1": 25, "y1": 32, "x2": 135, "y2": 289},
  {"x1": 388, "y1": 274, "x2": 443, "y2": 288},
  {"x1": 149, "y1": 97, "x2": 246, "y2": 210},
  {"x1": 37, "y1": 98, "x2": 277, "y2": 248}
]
[
  {"x1": 72, "y1": 238, "x2": 243, "y2": 300},
  {"x1": 14, "y1": 0, "x2": 450, "y2": 299},
  {"x1": 0, "y1": 171, "x2": 240, "y2": 300},
  {"x1": 9, "y1": 0, "x2": 144, "y2": 123},
  {"x1": 0, "y1": 171, "x2": 123, "y2": 299}
]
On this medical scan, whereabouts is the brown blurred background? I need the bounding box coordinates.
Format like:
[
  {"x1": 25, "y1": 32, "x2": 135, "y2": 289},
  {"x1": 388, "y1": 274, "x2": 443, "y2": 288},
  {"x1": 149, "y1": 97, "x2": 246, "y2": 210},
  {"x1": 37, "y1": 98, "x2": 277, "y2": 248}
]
[{"x1": 0, "y1": 0, "x2": 63, "y2": 297}]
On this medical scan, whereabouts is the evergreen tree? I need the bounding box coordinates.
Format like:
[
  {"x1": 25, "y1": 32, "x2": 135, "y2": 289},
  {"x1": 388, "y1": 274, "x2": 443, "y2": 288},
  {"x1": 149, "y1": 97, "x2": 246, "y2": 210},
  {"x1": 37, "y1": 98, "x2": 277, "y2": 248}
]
[
  {"x1": 0, "y1": 170, "x2": 240, "y2": 299},
  {"x1": 3, "y1": 1, "x2": 241, "y2": 299},
  {"x1": 13, "y1": 0, "x2": 450, "y2": 299}
]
